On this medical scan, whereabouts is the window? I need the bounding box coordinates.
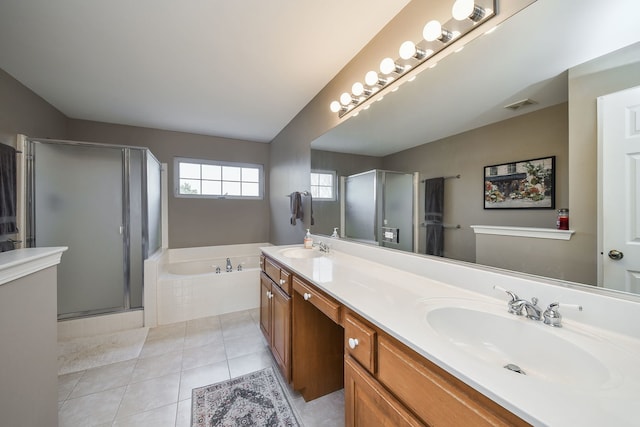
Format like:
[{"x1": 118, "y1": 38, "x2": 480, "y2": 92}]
[
  {"x1": 310, "y1": 170, "x2": 336, "y2": 201},
  {"x1": 174, "y1": 157, "x2": 263, "y2": 199}
]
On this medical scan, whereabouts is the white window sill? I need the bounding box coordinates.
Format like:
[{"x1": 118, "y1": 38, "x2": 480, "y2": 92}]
[{"x1": 470, "y1": 225, "x2": 575, "y2": 240}]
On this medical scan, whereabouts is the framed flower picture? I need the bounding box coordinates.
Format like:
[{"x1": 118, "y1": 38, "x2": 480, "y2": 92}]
[{"x1": 484, "y1": 156, "x2": 555, "y2": 209}]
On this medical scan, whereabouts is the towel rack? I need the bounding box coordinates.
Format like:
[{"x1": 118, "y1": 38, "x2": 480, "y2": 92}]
[
  {"x1": 421, "y1": 174, "x2": 460, "y2": 183},
  {"x1": 420, "y1": 222, "x2": 461, "y2": 229},
  {"x1": 285, "y1": 191, "x2": 310, "y2": 197}
]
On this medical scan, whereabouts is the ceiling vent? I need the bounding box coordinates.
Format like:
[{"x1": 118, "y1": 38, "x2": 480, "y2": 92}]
[{"x1": 504, "y1": 98, "x2": 537, "y2": 111}]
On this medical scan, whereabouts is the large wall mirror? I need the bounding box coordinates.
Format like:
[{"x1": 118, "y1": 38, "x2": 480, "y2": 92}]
[{"x1": 311, "y1": 0, "x2": 640, "y2": 296}]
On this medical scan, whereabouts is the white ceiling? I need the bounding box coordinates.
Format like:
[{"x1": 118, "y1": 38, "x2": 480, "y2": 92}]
[
  {"x1": 0, "y1": 0, "x2": 410, "y2": 142},
  {"x1": 312, "y1": 0, "x2": 640, "y2": 156}
]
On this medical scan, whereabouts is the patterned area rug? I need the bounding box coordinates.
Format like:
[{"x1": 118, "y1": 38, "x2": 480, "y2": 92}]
[{"x1": 192, "y1": 367, "x2": 301, "y2": 427}]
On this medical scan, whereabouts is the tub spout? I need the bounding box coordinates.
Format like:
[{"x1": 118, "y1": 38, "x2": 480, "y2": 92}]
[{"x1": 226, "y1": 258, "x2": 233, "y2": 272}]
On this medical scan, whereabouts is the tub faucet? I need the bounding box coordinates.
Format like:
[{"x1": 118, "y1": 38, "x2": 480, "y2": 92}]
[{"x1": 226, "y1": 258, "x2": 233, "y2": 272}]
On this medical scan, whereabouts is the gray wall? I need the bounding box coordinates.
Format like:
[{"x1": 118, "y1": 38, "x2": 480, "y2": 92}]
[
  {"x1": 384, "y1": 103, "x2": 568, "y2": 262},
  {"x1": 0, "y1": 68, "x2": 67, "y2": 146},
  {"x1": 312, "y1": 104, "x2": 568, "y2": 264},
  {"x1": 68, "y1": 119, "x2": 270, "y2": 248}
]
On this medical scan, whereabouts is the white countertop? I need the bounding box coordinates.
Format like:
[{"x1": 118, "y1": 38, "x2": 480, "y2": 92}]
[
  {"x1": 0, "y1": 247, "x2": 68, "y2": 286},
  {"x1": 261, "y1": 242, "x2": 640, "y2": 427}
]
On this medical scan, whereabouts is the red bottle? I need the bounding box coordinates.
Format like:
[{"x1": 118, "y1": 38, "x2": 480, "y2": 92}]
[{"x1": 556, "y1": 209, "x2": 569, "y2": 230}]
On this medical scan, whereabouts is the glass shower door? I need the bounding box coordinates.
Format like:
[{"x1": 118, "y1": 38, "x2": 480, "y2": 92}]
[
  {"x1": 32, "y1": 142, "x2": 126, "y2": 318},
  {"x1": 381, "y1": 171, "x2": 414, "y2": 252}
]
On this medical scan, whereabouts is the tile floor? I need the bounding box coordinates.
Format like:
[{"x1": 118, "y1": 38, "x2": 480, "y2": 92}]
[{"x1": 58, "y1": 308, "x2": 345, "y2": 427}]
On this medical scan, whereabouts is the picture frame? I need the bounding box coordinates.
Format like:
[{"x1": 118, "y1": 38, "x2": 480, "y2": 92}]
[{"x1": 484, "y1": 156, "x2": 555, "y2": 209}]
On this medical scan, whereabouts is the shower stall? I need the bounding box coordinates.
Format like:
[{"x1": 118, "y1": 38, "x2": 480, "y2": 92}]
[
  {"x1": 25, "y1": 139, "x2": 162, "y2": 320},
  {"x1": 341, "y1": 169, "x2": 418, "y2": 253}
]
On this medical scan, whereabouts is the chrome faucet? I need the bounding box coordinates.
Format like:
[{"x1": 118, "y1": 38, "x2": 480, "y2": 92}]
[
  {"x1": 494, "y1": 286, "x2": 583, "y2": 326},
  {"x1": 509, "y1": 296, "x2": 542, "y2": 320},
  {"x1": 226, "y1": 258, "x2": 233, "y2": 272},
  {"x1": 496, "y1": 287, "x2": 542, "y2": 320}
]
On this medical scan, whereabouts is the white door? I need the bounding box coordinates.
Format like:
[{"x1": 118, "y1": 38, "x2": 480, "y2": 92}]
[{"x1": 599, "y1": 86, "x2": 640, "y2": 292}]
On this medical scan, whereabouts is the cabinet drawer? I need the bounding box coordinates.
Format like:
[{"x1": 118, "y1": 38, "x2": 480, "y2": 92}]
[
  {"x1": 264, "y1": 257, "x2": 280, "y2": 283},
  {"x1": 377, "y1": 335, "x2": 528, "y2": 427},
  {"x1": 292, "y1": 277, "x2": 341, "y2": 324},
  {"x1": 264, "y1": 257, "x2": 291, "y2": 295},
  {"x1": 279, "y1": 269, "x2": 292, "y2": 295},
  {"x1": 344, "y1": 313, "x2": 376, "y2": 374}
]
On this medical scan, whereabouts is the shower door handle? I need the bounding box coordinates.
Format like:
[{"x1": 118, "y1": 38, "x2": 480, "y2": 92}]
[{"x1": 119, "y1": 225, "x2": 124, "y2": 235}]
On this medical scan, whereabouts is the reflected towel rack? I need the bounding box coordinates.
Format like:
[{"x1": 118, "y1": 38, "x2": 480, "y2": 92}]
[
  {"x1": 421, "y1": 222, "x2": 460, "y2": 229},
  {"x1": 285, "y1": 191, "x2": 310, "y2": 197},
  {"x1": 421, "y1": 174, "x2": 460, "y2": 183}
]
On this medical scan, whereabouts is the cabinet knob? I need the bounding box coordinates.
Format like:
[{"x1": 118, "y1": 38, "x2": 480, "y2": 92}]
[
  {"x1": 279, "y1": 279, "x2": 286, "y2": 285},
  {"x1": 303, "y1": 292, "x2": 312, "y2": 301},
  {"x1": 266, "y1": 291, "x2": 273, "y2": 299},
  {"x1": 348, "y1": 338, "x2": 359, "y2": 349}
]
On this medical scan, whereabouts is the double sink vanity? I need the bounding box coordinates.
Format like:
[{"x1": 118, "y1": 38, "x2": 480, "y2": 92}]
[{"x1": 259, "y1": 237, "x2": 640, "y2": 426}]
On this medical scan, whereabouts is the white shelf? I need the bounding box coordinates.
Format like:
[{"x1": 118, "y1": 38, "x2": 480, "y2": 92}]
[{"x1": 470, "y1": 225, "x2": 575, "y2": 240}]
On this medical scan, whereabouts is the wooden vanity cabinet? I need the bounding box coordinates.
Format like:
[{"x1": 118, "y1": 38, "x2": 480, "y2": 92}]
[
  {"x1": 260, "y1": 256, "x2": 292, "y2": 383},
  {"x1": 345, "y1": 356, "x2": 424, "y2": 427},
  {"x1": 344, "y1": 311, "x2": 530, "y2": 427},
  {"x1": 292, "y1": 275, "x2": 344, "y2": 401}
]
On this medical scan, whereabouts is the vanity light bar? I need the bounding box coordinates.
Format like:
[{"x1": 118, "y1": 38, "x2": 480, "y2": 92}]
[{"x1": 330, "y1": 0, "x2": 496, "y2": 119}]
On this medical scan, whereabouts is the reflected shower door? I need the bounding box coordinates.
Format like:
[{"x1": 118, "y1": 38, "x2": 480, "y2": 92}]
[
  {"x1": 381, "y1": 172, "x2": 414, "y2": 252},
  {"x1": 33, "y1": 142, "x2": 126, "y2": 318},
  {"x1": 344, "y1": 170, "x2": 377, "y2": 244}
]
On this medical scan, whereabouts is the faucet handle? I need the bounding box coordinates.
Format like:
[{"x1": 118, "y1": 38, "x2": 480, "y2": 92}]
[
  {"x1": 543, "y1": 302, "x2": 583, "y2": 327},
  {"x1": 493, "y1": 285, "x2": 518, "y2": 302},
  {"x1": 493, "y1": 285, "x2": 521, "y2": 315}
]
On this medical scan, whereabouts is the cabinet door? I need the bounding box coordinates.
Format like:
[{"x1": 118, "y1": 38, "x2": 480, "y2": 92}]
[
  {"x1": 271, "y1": 282, "x2": 292, "y2": 382},
  {"x1": 259, "y1": 272, "x2": 272, "y2": 342},
  {"x1": 345, "y1": 357, "x2": 424, "y2": 427}
]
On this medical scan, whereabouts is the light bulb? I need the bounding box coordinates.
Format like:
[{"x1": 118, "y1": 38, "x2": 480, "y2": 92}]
[
  {"x1": 423, "y1": 20, "x2": 442, "y2": 42},
  {"x1": 352, "y1": 82, "x2": 364, "y2": 96},
  {"x1": 340, "y1": 92, "x2": 352, "y2": 106},
  {"x1": 452, "y1": 0, "x2": 474, "y2": 20},
  {"x1": 399, "y1": 41, "x2": 416, "y2": 60},
  {"x1": 329, "y1": 101, "x2": 341, "y2": 113},
  {"x1": 380, "y1": 57, "x2": 396, "y2": 75},
  {"x1": 365, "y1": 71, "x2": 379, "y2": 86}
]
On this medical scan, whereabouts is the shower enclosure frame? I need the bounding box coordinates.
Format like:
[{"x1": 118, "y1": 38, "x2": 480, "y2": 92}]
[
  {"x1": 340, "y1": 169, "x2": 419, "y2": 253},
  {"x1": 24, "y1": 138, "x2": 161, "y2": 320}
]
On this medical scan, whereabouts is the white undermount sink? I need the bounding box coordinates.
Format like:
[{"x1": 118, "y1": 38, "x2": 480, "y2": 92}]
[
  {"x1": 279, "y1": 247, "x2": 323, "y2": 259},
  {"x1": 424, "y1": 302, "x2": 613, "y2": 388}
]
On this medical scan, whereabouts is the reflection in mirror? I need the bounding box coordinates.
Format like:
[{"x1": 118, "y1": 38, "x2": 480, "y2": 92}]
[
  {"x1": 342, "y1": 169, "x2": 418, "y2": 253},
  {"x1": 311, "y1": 0, "x2": 640, "y2": 296}
]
